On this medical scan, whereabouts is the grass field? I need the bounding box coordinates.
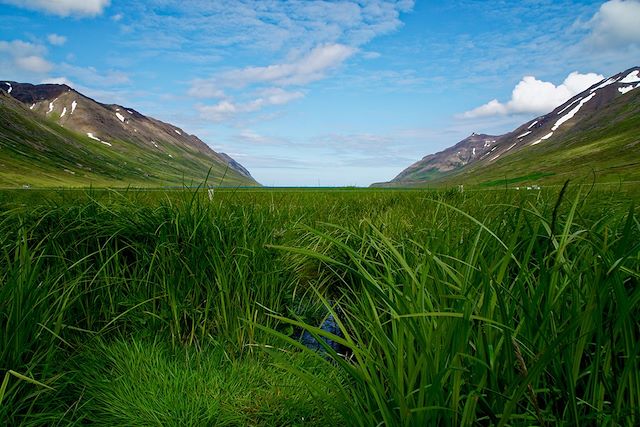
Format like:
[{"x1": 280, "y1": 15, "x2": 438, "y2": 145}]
[{"x1": 1, "y1": 184, "x2": 639, "y2": 425}]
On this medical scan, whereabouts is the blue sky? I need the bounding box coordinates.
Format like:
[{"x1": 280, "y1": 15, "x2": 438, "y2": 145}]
[{"x1": 1, "y1": 0, "x2": 639, "y2": 186}]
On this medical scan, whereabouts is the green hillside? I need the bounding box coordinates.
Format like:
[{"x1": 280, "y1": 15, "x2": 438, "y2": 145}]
[
  {"x1": 0, "y1": 94, "x2": 257, "y2": 188},
  {"x1": 444, "y1": 90, "x2": 640, "y2": 187},
  {"x1": 379, "y1": 68, "x2": 640, "y2": 189}
]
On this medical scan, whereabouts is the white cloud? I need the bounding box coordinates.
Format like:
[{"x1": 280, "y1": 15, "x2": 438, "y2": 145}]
[
  {"x1": 0, "y1": 39, "x2": 46, "y2": 57},
  {"x1": 150, "y1": 2, "x2": 413, "y2": 127},
  {"x1": 197, "y1": 88, "x2": 304, "y2": 122},
  {"x1": 234, "y1": 129, "x2": 283, "y2": 145},
  {"x1": 362, "y1": 51, "x2": 382, "y2": 59},
  {"x1": 1, "y1": 0, "x2": 111, "y2": 17},
  {"x1": 462, "y1": 71, "x2": 604, "y2": 118},
  {"x1": 112, "y1": 13, "x2": 123, "y2": 21},
  {"x1": 197, "y1": 102, "x2": 242, "y2": 123},
  {"x1": 190, "y1": 43, "x2": 351, "y2": 123},
  {"x1": 585, "y1": 0, "x2": 640, "y2": 48},
  {"x1": 227, "y1": 44, "x2": 356, "y2": 87},
  {"x1": 47, "y1": 34, "x2": 67, "y2": 46},
  {"x1": 463, "y1": 99, "x2": 507, "y2": 118},
  {"x1": 0, "y1": 39, "x2": 52, "y2": 77},
  {"x1": 187, "y1": 81, "x2": 225, "y2": 99},
  {"x1": 129, "y1": 1, "x2": 414, "y2": 53},
  {"x1": 16, "y1": 55, "x2": 53, "y2": 73},
  {"x1": 58, "y1": 63, "x2": 130, "y2": 86},
  {"x1": 190, "y1": 44, "x2": 356, "y2": 99}
]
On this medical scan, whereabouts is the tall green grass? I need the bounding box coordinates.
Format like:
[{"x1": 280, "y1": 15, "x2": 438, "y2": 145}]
[
  {"x1": 267, "y1": 187, "x2": 640, "y2": 425},
  {"x1": 1, "y1": 186, "x2": 638, "y2": 425}
]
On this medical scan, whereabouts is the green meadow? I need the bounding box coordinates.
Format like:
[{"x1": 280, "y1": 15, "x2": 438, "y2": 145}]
[{"x1": 1, "y1": 184, "x2": 639, "y2": 425}]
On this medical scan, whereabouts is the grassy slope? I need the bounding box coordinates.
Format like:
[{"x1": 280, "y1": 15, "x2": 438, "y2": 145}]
[
  {"x1": 0, "y1": 98, "x2": 256, "y2": 188},
  {"x1": 1, "y1": 186, "x2": 638, "y2": 425},
  {"x1": 400, "y1": 91, "x2": 640, "y2": 188}
]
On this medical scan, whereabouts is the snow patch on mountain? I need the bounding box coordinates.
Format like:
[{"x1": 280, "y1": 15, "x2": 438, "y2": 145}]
[
  {"x1": 47, "y1": 102, "x2": 54, "y2": 114},
  {"x1": 552, "y1": 93, "x2": 596, "y2": 131},
  {"x1": 71, "y1": 100, "x2": 77, "y2": 114},
  {"x1": 620, "y1": 70, "x2": 640, "y2": 84},
  {"x1": 590, "y1": 77, "x2": 617, "y2": 92},
  {"x1": 531, "y1": 132, "x2": 554, "y2": 146},
  {"x1": 618, "y1": 85, "x2": 638, "y2": 95},
  {"x1": 528, "y1": 120, "x2": 538, "y2": 129},
  {"x1": 60, "y1": 107, "x2": 67, "y2": 117},
  {"x1": 557, "y1": 97, "x2": 581, "y2": 115},
  {"x1": 517, "y1": 131, "x2": 532, "y2": 139},
  {"x1": 174, "y1": 129, "x2": 181, "y2": 135},
  {"x1": 4, "y1": 82, "x2": 12, "y2": 94},
  {"x1": 115, "y1": 112, "x2": 125, "y2": 123},
  {"x1": 87, "y1": 132, "x2": 112, "y2": 146}
]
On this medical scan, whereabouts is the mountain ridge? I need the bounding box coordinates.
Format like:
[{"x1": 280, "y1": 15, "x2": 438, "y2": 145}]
[
  {"x1": 0, "y1": 81, "x2": 257, "y2": 188},
  {"x1": 375, "y1": 66, "x2": 640, "y2": 187}
]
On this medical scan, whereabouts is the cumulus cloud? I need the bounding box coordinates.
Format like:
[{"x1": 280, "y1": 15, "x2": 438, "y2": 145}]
[
  {"x1": 585, "y1": 0, "x2": 640, "y2": 48},
  {"x1": 0, "y1": 0, "x2": 111, "y2": 17},
  {"x1": 462, "y1": 71, "x2": 604, "y2": 118},
  {"x1": 47, "y1": 34, "x2": 67, "y2": 46}
]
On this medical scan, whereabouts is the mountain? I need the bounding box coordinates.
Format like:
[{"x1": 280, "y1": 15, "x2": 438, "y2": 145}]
[
  {"x1": 0, "y1": 81, "x2": 258, "y2": 188},
  {"x1": 376, "y1": 66, "x2": 640, "y2": 187}
]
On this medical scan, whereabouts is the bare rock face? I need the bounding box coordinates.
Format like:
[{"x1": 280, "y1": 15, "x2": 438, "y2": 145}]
[{"x1": 391, "y1": 133, "x2": 505, "y2": 183}]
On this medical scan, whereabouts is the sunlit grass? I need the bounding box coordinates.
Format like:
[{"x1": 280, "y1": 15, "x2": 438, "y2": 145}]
[{"x1": 1, "y1": 185, "x2": 638, "y2": 425}]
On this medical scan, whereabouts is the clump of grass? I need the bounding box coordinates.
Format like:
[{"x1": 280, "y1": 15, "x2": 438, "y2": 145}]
[{"x1": 61, "y1": 337, "x2": 343, "y2": 426}]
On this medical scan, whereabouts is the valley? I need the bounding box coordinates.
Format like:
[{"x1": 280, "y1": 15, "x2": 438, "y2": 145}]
[{"x1": 1, "y1": 2, "x2": 639, "y2": 425}]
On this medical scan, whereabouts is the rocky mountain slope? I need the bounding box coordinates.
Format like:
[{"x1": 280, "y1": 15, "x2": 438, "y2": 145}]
[
  {"x1": 0, "y1": 81, "x2": 257, "y2": 188},
  {"x1": 377, "y1": 66, "x2": 640, "y2": 187}
]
